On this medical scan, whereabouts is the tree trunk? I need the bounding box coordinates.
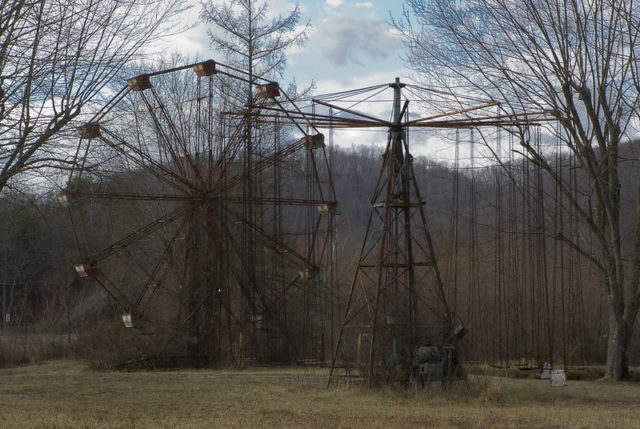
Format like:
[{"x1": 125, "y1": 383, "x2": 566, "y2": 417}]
[{"x1": 606, "y1": 310, "x2": 630, "y2": 380}]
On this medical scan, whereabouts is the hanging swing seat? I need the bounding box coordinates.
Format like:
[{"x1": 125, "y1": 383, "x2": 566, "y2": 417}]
[{"x1": 453, "y1": 324, "x2": 467, "y2": 340}]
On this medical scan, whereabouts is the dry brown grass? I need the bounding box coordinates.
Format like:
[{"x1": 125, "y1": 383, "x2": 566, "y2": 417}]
[{"x1": 1, "y1": 360, "x2": 640, "y2": 428}]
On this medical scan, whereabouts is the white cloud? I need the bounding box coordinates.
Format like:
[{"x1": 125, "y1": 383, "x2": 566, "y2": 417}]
[
  {"x1": 355, "y1": 2, "x2": 373, "y2": 7},
  {"x1": 310, "y1": 15, "x2": 400, "y2": 67},
  {"x1": 325, "y1": 0, "x2": 344, "y2": 8},
  {"x1": 265, "y1": 0, "x2": 305, "y2": 18},
  {"x1": 147, "y1": 6, "x2": 212, "y2": 60}
]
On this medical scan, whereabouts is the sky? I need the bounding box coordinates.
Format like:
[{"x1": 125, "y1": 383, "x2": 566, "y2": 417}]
[
  {"x1": 281, "y1": 0, "x2": 409, "y2": 91},
  {"x1": 161, "y1": 0, "x2": 466, "y2": 161},
  {"x1": 169, "y1": 0, "x2": 410, "y2": 93}
]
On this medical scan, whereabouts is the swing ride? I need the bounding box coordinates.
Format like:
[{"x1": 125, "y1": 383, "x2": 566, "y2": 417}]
[
  {"x1": 61, "y1": 59, "x2": 588, "y2": 382},
  {"x1": 292, "y1": 78, "x2": 554, "y2": 387}
]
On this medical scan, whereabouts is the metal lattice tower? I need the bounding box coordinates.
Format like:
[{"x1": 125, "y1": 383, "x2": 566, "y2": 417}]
[
  {"x1": 303, "y1": 78, "x2": 555, "y2": 387},
  {"x1": 326, "y1": 79, "x2": 452, "y2": 386}
]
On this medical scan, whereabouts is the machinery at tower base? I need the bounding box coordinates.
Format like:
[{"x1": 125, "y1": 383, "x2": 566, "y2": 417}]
[{"x1": 412, "y1": 317, "x2": 467, "y2": 386}]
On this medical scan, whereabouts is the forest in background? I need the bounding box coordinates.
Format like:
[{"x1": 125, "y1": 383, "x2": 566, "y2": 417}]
[
  {"x1": 4, "y1": 0, "x2": 640, "y2": 382},
  {"x1": 2, "y1": 139, "x2": 637, "y2": 369}
]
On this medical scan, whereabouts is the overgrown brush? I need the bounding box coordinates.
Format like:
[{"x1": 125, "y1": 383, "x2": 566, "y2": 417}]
[
  {"x1": 70, "y1": 321, "x2": 153, "y2": 369},
  {"x1": 0, "y1": 330, "x2": 70, "y2": 368}
]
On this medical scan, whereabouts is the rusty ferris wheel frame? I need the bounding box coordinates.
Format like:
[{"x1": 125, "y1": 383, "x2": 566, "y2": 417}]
[{"x1": 61, "y1": 59, "x2": 339, "y2": 364}]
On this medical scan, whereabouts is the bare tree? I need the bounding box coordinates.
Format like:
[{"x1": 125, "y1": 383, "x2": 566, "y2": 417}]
[
  {"x1": 197, "y1": 0, "x2": 311, "y2": 180},
  {"x1": 0, "y1": 0, "x2": 187, "y2": 194},
  {"x1": 394, "y1": 0, "x2": 640, "y2": 379},
  {"x1": 199, "y1": 0, "x2": 310, "y2": 107}
]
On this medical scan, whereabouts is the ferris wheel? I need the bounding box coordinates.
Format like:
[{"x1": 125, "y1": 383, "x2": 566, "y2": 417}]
[{"x1": 59, "y1": 60, "x2": 338, "y2": 365}]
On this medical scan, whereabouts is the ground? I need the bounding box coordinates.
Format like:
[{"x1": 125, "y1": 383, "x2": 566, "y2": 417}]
[{"x1": 1, "y1": 361, "x2": 639, "y2": 428}]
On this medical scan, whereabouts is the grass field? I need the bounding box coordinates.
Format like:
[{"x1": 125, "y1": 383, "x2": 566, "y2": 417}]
[{"x1": 1, "y1": 360, "x2": 640, "y2": 428}]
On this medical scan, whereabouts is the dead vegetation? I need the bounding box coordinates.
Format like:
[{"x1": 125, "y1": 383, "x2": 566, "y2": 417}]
[{"x1": 1, "y1": 360, "x2": 639, "y2": 428}]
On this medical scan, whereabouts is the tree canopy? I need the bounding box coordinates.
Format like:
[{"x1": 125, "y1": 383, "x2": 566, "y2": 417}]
[{"x1": 0, "y1": 0, "x2": 186, "y2": 194}]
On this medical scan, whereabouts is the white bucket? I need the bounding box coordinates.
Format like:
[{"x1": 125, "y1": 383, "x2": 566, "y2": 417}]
[
  {"x1": 550, "y1": 369, "x2": 566, "y2": 387},
  {"x1": 540, "y1": 362, "x2": 552, "y2": 379}
]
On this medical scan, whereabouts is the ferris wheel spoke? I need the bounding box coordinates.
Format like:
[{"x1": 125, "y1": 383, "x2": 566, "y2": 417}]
[
  {"x1": 223, "y1": 204, "x2": 317, "y2": 270},
  {"x1": 69, "y1": 191, "x2": 192, "y2": 202},
  {"x1": 218, "y1": 228, "x2": 301, "y2": 357},
  {"x1": 88, "y1": 202, "x2": 197, "y2": 263},
  {"x1": 92, "y1": 272, "x2": 135, "y2": 312},
  {"x1": 142, "y1": 88, "x2": 209, "y2": 188},
  {"x1": 213, "y1": 122, "x2": 249, "y2": 178},
  {"x1": 315, "y1": 215, "x2": 333, "y2": 263},
  {"x1": 98, "y1": 128, "x2": 194, "y2": 193},
  {"x1": 171, "y1": 287, "x2": 215, "y2": 333},
  {"x1": 266, "y1": 94, "x2": 314, "y2": 135},
  {"x1": 264, "y1": 274, "x2": 307, "y2": 314},
  {"x1": 306, "y1": 148, "x2": 326, "y2": 202},
  {"x1": 218, "y1": 222, "x2": 294, "y2": 342},
  {"x1": 225, "y1": 140, "x2": 305, "y2": 189},
  {"x1": 134, "y1": 218, "x2": 191, "y2": 314},
  {"x1": 218, "y1": 226, "x2": 261, "y2": 301},
  {"x1": 319, "y1": 145, "x2": 338, "y2": 202},
  {"x1": 303, "y1": 212, "x2": 323, "y2": 263},
  {"x1": 220, "y1": 196, "x2": 335, "y2": 207}
]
